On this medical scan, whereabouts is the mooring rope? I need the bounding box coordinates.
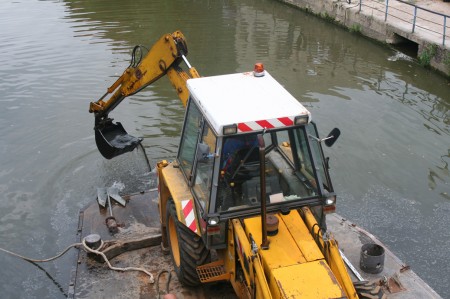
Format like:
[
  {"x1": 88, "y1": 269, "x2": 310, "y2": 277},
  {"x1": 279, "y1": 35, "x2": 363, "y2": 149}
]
[
  {"x1": 0, "y1": 243, "x2": 82, "y2": 263},
  {"x1": 81, "y1": 238, "x2": 154, "y2": 283},
  {"x1": 0, "y1": 237, "x2": 154, "y2": 283}
]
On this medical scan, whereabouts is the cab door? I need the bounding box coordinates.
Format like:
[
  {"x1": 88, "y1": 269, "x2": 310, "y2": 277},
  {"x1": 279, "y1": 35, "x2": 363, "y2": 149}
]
[
  {"x1": 177, "y1": 99, "x2": 219, "y2": 237},
  {"x1": 177, "y1": 99, "x2": 203, "y2": 184}
]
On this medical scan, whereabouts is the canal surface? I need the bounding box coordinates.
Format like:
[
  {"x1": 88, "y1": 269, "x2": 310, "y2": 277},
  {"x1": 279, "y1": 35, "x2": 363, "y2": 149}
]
[{"x1": 0, "y1": 0, "x2": 448, "y2": 297}]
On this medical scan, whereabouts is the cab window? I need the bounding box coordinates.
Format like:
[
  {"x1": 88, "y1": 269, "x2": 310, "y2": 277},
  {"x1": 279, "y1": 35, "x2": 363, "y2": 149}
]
[
  {"x1": 178, "y1": 101, "x2": 202, "y2": 181},
  {"x1": 192, "y1": 123, "x2": 217, "y2": 213},
  {"x1": 292, "y1": 128, "x2": 315, "y2": 179},
  {"x1": 213, "y1": 128, "x2": 324, "y2": 219},
  {"x1": 306, "y1": 123, "x2": 332, "y2": 192}
]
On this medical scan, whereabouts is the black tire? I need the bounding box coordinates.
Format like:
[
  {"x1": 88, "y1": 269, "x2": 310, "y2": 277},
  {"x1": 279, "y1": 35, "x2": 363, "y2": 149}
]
[
  {"x1": 353, "y1": 281, "x2": 387, "y2": 299},
  {"x1": 165, "y1": 200, "x2": 210, "y2": 286}
]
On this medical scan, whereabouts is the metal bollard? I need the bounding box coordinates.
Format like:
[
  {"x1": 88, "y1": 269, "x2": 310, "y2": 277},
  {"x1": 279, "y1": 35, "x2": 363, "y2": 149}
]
[{"x1": 360, "y1": 243, "x2": 385, "y2": 274}]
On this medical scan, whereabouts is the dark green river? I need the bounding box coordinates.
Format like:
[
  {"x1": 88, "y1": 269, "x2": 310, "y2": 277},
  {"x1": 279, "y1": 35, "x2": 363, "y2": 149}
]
[{"x1": 0, "y1": 0, "x2": 448, "y2": 297}]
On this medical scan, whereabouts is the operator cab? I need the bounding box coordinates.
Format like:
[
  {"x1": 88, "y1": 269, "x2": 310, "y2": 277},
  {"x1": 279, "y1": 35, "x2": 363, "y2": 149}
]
[{"x1": 176, "y1": 67, "x2": 338, "y2": 248}]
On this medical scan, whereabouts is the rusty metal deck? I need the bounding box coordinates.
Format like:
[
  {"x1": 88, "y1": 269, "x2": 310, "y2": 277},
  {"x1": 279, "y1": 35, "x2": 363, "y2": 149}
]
[
  {"x1": 328, "y1": 214, "x2": 442, "y2": 299},
  {"x1": 69, "y1": 190, "x2": 235, "y2": 299},
  {"x1": 69, "y1": 189, "x2": 441, "y2": 298}
]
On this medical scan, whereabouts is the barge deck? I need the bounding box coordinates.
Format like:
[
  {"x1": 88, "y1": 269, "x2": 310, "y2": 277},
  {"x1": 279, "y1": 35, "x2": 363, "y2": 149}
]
[{"x1": 68, "y1": 189, "x2": 441, "y2": 298}]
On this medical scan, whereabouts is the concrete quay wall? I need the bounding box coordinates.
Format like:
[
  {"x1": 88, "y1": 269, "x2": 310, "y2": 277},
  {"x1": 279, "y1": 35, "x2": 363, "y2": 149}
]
[{"x1": 277, "y1": 0, "x2": 450, "y2": 77}]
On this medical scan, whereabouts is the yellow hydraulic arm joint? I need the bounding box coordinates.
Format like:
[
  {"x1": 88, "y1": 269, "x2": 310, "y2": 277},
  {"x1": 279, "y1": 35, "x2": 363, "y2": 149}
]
[
  {"x1": 89, "y1": 31, "x2": 200, "y2": 159},
  {"x1": 231, "y1": 219, "x2": 273, "y2": 299},
  {"x1": 301, "y1": 207, "x2": 358, "y2": 299},
  {"x1": 89, "y1": 30, "x2": 199, "y2": 119}
]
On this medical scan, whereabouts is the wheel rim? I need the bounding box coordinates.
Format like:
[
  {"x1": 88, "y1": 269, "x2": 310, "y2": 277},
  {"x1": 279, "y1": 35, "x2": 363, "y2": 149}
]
[{"x1": 168, "y1": 215, "x2": 181, "y2": 266}]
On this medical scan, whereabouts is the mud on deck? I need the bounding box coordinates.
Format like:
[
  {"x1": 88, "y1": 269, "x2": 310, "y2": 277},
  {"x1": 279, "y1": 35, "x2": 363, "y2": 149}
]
[
  {"x1": 69, "y1": 190, "x2": 235, "y2": 299},
  {"x1": 69, "y1": 190, "x2": 441, "y2": 298}
]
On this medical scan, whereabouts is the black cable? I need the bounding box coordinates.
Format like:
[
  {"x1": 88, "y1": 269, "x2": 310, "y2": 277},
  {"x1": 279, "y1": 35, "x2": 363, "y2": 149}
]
[
  {"x1": 156, "y1": 270, "x2": 173, "y2": 298},
  {"x1": 128, "y1": 45, "x2": 149, "y2": 68},
  {"x1": 138, "y1": 142, "x2": 152, "y2": 172}
]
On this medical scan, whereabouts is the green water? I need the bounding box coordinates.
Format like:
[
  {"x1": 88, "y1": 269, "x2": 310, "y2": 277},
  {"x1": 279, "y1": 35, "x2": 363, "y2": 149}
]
[{"x1": 0, "y1": 0, "x2": 448, "y2": 297}]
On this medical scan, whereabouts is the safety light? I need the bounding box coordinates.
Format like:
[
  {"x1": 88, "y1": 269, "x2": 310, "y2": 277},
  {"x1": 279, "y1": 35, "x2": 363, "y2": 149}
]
[
  {"x1": 223, "y1": 124, "x2": 237, "y2": 135},
  {"x1": 208, "y1": 216, "x2": 219, "y2": 225},
  {"x1": 324, "y1": 195, "x2": 336, "y2": 214},
  {"x1": 325, "y1": 196, "x2": 336, "y2": 205},
  {"x1": 253, "y1": 63, "x2": 265, "y2": 77},
  {"x1": 294, "y1": 114, "x2": 309, "y2": 125}
]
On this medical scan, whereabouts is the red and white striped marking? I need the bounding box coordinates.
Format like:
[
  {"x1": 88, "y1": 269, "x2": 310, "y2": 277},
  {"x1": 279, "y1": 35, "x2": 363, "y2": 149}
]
[
  {"x1": 237, "y1": 116, "x2": 294, "y2": 132},
  {"x1": 182, "y1": 199, "x2": 198, "y2": 233}
]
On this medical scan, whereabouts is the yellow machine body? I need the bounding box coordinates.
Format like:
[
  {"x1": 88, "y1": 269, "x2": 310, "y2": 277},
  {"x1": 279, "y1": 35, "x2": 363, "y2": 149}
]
[
  {"x1": 91, "y1": 31, "x2": 361, "y2": 299},
  {"x1": 157, "y1": 157, "x2": 357, "y2": 298}
]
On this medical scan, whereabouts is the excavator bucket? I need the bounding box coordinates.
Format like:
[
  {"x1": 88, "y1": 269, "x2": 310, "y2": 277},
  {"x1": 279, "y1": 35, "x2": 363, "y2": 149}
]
[{"x1": 95, "y1": 121, "x2": 141, "y2": 159}]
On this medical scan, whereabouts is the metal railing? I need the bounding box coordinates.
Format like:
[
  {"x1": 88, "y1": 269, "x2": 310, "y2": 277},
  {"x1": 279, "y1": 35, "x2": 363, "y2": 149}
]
[{"x1": 358, "y1": 0, "x2": 450, "y2": 46}]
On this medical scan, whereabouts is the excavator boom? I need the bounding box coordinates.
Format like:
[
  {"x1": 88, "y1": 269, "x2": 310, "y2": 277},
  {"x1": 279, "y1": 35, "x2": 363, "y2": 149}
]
[
  {"x1": 89, "y1": 30, "x2": 365, "y2": 299},
  {"x1": 89, "y1": 31, "x2": 199, "y2": 159}
]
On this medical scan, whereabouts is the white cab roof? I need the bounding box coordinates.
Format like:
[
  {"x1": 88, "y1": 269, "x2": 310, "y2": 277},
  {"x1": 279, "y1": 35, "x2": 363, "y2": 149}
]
[{"x1": 187, "y1": 70, "x2": 310, "y2": 135}]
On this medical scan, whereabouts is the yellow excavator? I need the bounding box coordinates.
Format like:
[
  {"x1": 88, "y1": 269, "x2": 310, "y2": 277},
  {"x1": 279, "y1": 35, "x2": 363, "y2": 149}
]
[{"x1": 89, "y1": 31, "x2": 383, "y2": 298}]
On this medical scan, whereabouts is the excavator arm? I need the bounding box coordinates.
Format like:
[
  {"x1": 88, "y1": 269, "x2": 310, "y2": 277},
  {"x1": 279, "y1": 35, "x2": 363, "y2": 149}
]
[{"x1": 89, "y1": 31, "x2": 199, "y2": 159}]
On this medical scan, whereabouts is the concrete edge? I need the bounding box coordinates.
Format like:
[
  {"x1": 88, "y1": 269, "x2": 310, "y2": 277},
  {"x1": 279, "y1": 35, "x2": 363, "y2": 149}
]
[{"x1": 276, "y1": 0, "x2": 450, "y2": 78}]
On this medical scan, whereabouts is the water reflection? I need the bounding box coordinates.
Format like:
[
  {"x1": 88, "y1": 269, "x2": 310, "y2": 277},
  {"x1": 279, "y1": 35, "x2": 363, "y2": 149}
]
[
  {"x1": 429, "y1": 151, "x2": 450, "y2": 199},
  {"x1": 1, "y1": 0, "x2": 449, "y2": 298},
  {"x1": 371, "y1": 71, "x2": 449, "y2": 198}
]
